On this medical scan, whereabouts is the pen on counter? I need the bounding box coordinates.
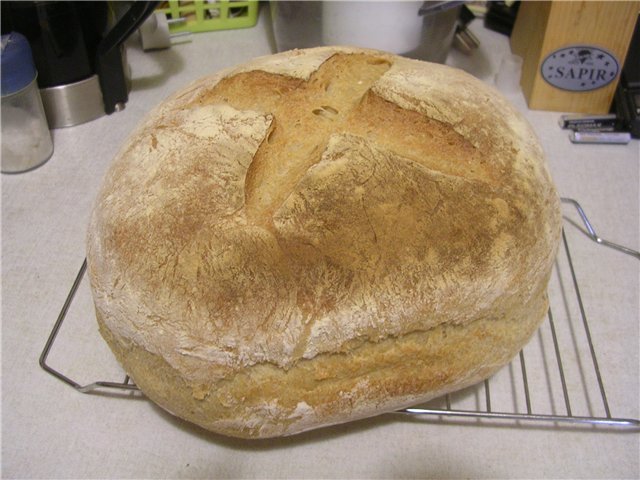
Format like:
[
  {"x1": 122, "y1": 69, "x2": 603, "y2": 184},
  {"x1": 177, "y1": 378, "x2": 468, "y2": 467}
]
[
  {"x1": 569, "y1": 131, "x2": 632, "y2": 145},
  {"x1": 559, "y1": 113, "x2": 619, "y2": 131},
  {"x1": 559, "y1": 113, "x2": 633, "y2": 144}
]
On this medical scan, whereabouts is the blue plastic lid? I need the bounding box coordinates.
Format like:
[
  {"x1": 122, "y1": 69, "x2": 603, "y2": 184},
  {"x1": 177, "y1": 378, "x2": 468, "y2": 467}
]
[{"x1": 1, "y1": 32, "x2": 37, "y2": 96}]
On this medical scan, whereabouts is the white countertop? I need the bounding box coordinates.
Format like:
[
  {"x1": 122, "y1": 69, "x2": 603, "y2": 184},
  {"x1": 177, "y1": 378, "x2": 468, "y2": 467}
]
[{"x1": 2, "y1": 9, "x2": 639, "y2": 479}]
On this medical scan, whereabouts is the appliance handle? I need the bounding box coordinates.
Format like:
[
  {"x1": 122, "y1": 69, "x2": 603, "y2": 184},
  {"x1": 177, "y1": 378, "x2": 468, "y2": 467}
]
[{"x1": 95, "y1": 1, "x2": 159, "y2": 114}]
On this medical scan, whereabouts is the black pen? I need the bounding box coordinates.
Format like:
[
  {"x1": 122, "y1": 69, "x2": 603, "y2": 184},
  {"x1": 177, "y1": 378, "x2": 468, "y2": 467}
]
[{"x1": 559, "y1": 113, "x2": 619, "y2": 131}]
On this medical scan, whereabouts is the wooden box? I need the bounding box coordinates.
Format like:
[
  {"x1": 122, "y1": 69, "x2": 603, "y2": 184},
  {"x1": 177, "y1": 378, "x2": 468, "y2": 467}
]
[{"x1": 511, "y1": 1, "x2": 639, "y2": 113}]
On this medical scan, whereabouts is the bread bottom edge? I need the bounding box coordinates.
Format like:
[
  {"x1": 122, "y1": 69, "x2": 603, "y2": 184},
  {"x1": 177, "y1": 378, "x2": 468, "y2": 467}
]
[{"x1": 95, "y1": 290, "x2": 547, "y2": 439}]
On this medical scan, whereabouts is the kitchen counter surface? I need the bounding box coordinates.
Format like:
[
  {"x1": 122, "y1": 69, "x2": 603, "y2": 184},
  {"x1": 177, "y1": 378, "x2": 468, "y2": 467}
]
[{"x1": 2, "y1": 8, "x2": 639, "y2": 479}]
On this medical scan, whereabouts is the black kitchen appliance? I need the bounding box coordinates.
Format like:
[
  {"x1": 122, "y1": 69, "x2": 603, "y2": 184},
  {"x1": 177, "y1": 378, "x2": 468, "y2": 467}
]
[{"x1": 1, "y1": 1, "x2": 158, "y2": 127}]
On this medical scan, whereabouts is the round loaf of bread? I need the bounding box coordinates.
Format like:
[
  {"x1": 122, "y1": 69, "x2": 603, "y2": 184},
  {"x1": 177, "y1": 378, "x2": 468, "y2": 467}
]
[{"x1": 87, "y1": 46, "x2": 562, "y2": 439}]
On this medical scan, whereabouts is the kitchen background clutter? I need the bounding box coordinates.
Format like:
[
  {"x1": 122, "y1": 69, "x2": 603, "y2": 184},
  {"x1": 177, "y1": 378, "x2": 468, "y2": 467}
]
[{"x1": 2, "y1": 0, "x2": 638, "y2": 168}]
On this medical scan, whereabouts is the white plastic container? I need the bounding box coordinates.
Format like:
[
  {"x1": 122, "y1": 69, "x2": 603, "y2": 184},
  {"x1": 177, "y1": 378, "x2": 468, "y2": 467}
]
[
  {"x1": 270, "y1": 1, "x2": 462, "y2": 64},
  {"x1": 321, "y1": 2, "x2": 424, "y2": 54}
]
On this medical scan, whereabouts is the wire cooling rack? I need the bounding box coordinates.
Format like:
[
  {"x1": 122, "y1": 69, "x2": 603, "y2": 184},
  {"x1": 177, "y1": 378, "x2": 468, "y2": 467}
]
[{"x1": 39, "y1": 198, "x2": 640, "y2": 430}]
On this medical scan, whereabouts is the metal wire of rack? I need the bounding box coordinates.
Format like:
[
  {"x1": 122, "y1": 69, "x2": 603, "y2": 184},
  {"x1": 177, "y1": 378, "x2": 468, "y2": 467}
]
[{"x1": 39, "y1": 198, "x2": 640, "y2": 430}]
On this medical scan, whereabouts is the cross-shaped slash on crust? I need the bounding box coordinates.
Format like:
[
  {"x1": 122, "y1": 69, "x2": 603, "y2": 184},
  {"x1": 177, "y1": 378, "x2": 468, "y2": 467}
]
[{"x1": 189, "y1": 53, "x2": 488, "y2": 229}]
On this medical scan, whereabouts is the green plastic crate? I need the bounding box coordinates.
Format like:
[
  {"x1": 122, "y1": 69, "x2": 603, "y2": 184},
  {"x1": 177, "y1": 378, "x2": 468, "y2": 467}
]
[{"x1": 157, "y1": 1, "x2": 259, "y2": 33}]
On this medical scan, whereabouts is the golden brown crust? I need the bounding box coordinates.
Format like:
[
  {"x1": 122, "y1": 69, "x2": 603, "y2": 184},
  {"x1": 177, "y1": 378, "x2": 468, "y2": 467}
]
[{"x1": 87, "y1": 47, "x2": 562, "y2": 438}]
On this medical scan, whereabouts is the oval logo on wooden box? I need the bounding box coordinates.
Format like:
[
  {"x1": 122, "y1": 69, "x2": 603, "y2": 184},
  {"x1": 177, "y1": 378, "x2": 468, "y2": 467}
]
[{"x1": 541, "y1": 46, "x2": 619, "y2": 92}]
